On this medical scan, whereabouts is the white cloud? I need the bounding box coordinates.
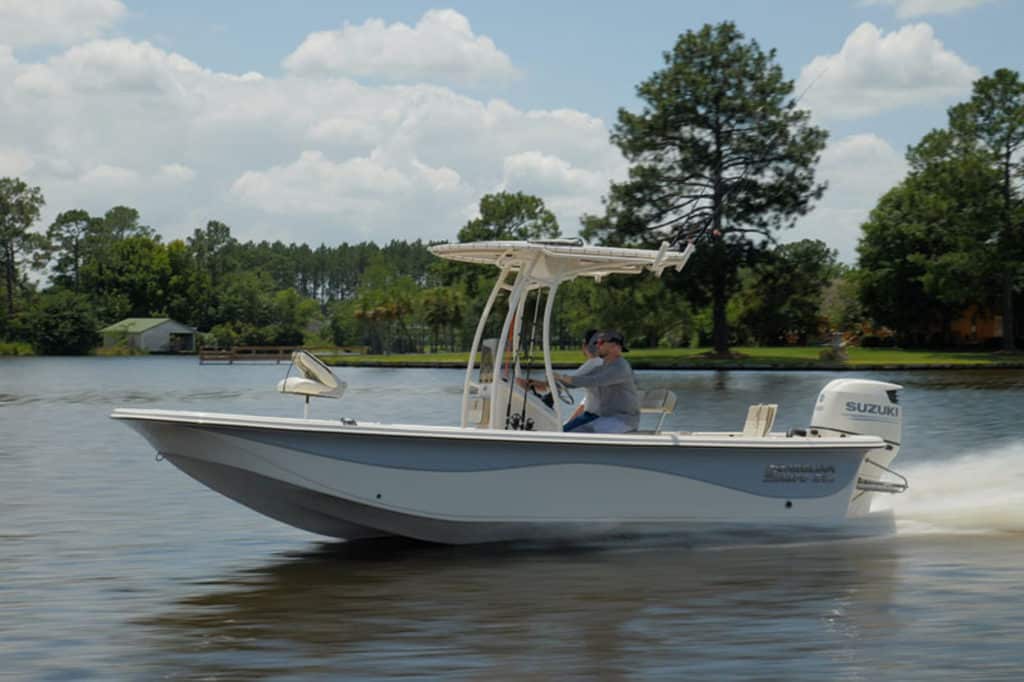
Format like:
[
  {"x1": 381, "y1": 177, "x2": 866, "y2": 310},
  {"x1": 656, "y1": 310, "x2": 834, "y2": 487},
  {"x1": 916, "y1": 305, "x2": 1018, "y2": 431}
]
[
  {"x1": 14, "y1": 64, "x2": 68, "y2": 96},
  {"x1": 79, "y1": 163, "x2": 139, "y2": 188},
  {"x1": 2, "y1": 25, "x2": 922, "y2": 260},
  {"x1": 499, "y1": 151, "x2": 622, "y2": 230},
  {"x1": 158, "y1": 163, "x2": 196, "y2": 183},
  {"x1": 0, "y1": 0, "x2": 124, "y2": 48},
  {"x1": 44, "y1": 158, "x2": 76, "y2": 177},
  {"x1": 231, "y1": 150, "x2": 413, "y2": 214},
  {"x1": 787, "y1": 133, "x2": 908, "y2": 261},
  {"x1": 0, "y1": 45, "x2": 15, "y2": 68},
  {"x1": 818, "y1": 133, "x2": 908, "y2": 206},
  {"x1": 412, "y1": 159, "x2": 461, "y2": 192},
  {"x1": 283, "y1": 9, "x2": 521, "y2": 87},
  {"x1": 502, "y1": 151, "x2": 607, "y2": 196},
  {"x1": 861, "y1": 0, "x2": 994, "y2": 18},
  {"x1": 42, "y1": 39, "x2": 206, "y2": 94},
  {"x1": 229, "y1": 151, "x2": 471, "y2": 241},
  {"x1": 0, "y1": 147, "x2": 34, "y2": 176},
  {"x1": 797, "y1": 22, "x2": 979, "y2": 121},
  {"x1": 0, "y1": 34, "x2": 622, "y2": 246},
  {"x1": 308, "y1": 117, "x2": 385, "y2": 147}
]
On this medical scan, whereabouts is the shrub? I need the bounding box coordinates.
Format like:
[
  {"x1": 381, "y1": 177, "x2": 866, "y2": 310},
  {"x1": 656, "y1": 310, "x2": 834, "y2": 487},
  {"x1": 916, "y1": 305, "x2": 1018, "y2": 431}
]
[
  {"x1": 0, "y1": 341, "x2": 33, "y2": 355},
  {"x1": 25, "y1": 290, "x2": 100, "y2": 355},
  {"x1": 208, "y1": 323, "x2": 240, "y2": 349}
]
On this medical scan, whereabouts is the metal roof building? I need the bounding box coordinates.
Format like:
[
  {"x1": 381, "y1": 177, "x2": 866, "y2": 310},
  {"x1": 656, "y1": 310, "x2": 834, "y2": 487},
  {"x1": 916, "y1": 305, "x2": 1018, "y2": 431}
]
[{"x1": 100, "y1": 318, "x2": 197, "y2": 353}]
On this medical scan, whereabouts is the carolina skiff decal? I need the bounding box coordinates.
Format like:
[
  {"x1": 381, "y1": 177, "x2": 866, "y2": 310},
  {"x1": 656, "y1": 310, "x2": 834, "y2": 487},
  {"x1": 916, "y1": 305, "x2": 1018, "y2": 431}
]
[{"x1": 764, "y1": 464, "x2": 836, "y2": 484}]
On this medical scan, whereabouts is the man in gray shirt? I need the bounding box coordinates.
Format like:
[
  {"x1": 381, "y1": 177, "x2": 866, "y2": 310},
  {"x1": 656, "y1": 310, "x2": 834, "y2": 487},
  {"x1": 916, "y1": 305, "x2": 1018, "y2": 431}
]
[{"x1": 556, "y1": 330, "x2": 639, "y2": 433}]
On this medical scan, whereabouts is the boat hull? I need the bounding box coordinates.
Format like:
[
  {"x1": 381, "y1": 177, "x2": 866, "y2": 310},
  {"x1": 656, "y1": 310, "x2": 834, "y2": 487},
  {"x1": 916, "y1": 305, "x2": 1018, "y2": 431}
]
[{"x1": 115, "y1": 409, "x2": 893, "y2": 544}]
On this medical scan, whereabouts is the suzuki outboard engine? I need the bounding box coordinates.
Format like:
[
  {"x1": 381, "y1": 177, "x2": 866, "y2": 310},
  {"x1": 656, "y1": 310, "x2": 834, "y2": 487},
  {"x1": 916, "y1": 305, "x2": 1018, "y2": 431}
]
[
  {"x1": 810, "y1": 378, "x2": 907, "y2": 512},
  {"x1": 810, "y1": 378, "x2": 902, "y2": 463}
]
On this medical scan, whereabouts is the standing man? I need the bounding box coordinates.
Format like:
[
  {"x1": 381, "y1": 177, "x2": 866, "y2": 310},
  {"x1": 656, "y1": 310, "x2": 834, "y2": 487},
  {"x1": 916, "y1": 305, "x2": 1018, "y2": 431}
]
[{"x1": 556, "y1": 331, "x2": 639, "y2": 433}]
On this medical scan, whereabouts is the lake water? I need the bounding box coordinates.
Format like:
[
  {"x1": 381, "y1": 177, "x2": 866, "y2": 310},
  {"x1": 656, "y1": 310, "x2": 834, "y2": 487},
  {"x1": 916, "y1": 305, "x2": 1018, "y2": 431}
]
[{"x1": 2, "y1": 357, "x2": 1023, "y2": 680}]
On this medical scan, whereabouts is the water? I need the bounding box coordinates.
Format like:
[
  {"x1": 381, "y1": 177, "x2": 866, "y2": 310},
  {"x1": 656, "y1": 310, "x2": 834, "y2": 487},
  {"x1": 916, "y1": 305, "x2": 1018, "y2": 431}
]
[{"x1": 2, "y1": 357, "x2": 1023, "y2": 679}]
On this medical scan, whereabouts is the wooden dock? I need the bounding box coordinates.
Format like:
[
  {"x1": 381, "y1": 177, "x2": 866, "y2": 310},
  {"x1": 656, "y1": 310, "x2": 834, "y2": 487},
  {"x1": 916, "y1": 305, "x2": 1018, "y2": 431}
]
[{"x1": 199, "y1": 346, "x2": 368, "y2": 364}]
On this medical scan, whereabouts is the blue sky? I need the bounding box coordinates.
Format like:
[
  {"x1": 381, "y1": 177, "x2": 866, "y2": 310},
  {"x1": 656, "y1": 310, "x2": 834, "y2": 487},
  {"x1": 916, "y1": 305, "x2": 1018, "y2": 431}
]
[{"x1": 1, "y1": 0, "x2": 1021, "y2": 261}]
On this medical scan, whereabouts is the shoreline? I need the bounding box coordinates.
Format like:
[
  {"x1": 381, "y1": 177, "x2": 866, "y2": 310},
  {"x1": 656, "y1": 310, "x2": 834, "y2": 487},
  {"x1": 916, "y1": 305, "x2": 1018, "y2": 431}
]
[
  {"x1": 319, "y1": 359, "x2": 1024, "y2": 371},
  {"x1": 4, "y1": 353, "x2": 1024, "y2": 371}
]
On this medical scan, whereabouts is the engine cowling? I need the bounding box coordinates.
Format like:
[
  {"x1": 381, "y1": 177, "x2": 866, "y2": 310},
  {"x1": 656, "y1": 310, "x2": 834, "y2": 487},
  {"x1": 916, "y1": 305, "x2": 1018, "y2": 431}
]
[{"x1": 810, "y1": 378, "x2": 902, "y2": 458}]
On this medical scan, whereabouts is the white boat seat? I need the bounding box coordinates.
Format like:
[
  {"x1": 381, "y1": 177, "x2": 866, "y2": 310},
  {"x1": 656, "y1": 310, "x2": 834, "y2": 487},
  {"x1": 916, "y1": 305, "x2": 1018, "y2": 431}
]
[
  {"x1": 638, "y1": 388, "x2": 678, "y2": 434},
  {"x1": 741, "y1": 403, "x2": 777, "y2": 437}
]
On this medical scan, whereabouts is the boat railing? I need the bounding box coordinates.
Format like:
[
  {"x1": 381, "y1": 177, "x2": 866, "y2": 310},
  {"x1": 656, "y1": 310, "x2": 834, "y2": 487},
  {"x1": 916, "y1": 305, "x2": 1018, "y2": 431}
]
[{"x1": 856, "y1": 457, "x2": 909, "y2": 494}]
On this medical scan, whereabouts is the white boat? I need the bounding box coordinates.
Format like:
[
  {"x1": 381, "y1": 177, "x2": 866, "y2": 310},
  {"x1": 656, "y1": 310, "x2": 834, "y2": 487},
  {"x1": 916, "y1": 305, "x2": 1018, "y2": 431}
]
[{"x1": 113, "y1": 240, "x2": 908, "y2": 544}]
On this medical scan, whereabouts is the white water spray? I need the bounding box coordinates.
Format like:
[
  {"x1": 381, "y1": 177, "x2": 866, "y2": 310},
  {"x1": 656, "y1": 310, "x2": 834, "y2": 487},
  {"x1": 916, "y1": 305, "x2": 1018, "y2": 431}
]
[{"x1": 877, "y1": 441, "x2": 1024, "y2": 535}]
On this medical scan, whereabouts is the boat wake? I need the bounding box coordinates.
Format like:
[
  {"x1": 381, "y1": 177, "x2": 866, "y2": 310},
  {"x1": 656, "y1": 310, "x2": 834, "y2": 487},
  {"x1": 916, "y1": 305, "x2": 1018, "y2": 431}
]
[{"x1": 879, "y1": 441, "x2": 1024, "y2": 535}]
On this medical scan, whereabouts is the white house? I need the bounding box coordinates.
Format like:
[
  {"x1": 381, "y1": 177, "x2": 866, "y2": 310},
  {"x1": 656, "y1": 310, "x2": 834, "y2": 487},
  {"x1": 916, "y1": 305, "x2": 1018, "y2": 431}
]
[{"x1": 100, "y1": 318, "x2": 197, "y2": 352}]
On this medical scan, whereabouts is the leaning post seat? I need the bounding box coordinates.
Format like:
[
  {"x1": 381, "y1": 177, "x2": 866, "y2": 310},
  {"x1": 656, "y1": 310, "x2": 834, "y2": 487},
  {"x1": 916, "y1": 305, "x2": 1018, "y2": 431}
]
[
  {"x1": 741, "y1": 404, "x2": 778, "y2": 437},
  {"x1": 637, "y1": 388, "x2": 678, "y2": 434}
]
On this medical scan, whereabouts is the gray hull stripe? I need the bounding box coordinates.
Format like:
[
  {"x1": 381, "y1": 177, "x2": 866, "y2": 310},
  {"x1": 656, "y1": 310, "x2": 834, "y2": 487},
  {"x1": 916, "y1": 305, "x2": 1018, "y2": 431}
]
[{"x1": 191, "y1": 423, "x2": 867, "y2": 500}]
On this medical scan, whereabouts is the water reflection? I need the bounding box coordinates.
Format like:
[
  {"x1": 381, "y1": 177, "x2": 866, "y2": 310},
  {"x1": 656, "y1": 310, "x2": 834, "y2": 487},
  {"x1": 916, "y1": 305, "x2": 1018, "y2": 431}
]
[
  {"x1": 138, "y1": 537, "x2": 901, "y2": 679},
  {"x1": 892, "y1": 370, "x2": 1024, "y2": 391}
]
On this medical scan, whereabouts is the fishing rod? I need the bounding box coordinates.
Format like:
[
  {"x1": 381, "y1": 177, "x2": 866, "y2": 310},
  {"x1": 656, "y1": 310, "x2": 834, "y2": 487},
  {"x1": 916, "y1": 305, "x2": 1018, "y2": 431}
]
[
  {"x1": 515, "y1": 288, "x2": 545, "y2": 430},
  {"x1": 502, "y1": 306, "x2": 519, "y2": 430},
  {"x1": 503, "y1": 288, "x2": 543, "y2": 431}
]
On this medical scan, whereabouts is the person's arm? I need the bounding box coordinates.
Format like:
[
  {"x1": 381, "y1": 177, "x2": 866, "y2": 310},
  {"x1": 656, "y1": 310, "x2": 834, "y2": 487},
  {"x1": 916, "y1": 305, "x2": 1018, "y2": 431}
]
[
  {"x1": 516, "y1": 376, "x2": 549, "y2": 391},
  {"x1": 558, "y1": 360, "x2": 627, "y2": 388},
  {"x1": 573, "y1": 357, "x2": 603, "y2": 376}
]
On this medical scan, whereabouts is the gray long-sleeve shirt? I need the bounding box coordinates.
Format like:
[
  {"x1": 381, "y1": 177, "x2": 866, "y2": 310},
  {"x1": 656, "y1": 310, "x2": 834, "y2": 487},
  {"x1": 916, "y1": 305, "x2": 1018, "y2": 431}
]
[
  {"x1": 567, "y1": 356, "x2": 639, "y2": 430},
  {"x1": 574, "y1": 356, "x2": 604, "y2": 414}
]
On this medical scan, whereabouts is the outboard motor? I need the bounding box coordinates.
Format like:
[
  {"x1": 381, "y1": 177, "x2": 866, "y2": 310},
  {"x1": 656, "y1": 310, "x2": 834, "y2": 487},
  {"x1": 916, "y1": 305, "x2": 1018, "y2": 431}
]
[
  {"x1": 809, "y1": 378, "x2": 908, "y2": 512},
  {"x1": 810, "y1": 378, "x2": 902, "y2": 464}
]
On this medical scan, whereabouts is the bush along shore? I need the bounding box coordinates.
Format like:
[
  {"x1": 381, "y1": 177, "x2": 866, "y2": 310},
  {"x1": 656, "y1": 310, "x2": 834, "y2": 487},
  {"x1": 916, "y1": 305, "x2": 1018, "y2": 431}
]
[{"x1": 318, "y1": 347, "x2": 1024, "y2": 370}]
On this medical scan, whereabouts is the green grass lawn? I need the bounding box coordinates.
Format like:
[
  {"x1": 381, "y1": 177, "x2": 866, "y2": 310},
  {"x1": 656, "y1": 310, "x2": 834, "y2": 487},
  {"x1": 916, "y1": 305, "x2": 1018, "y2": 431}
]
[{"x1": 324, "y1": 346, "x2": 1024, "y2": 369}]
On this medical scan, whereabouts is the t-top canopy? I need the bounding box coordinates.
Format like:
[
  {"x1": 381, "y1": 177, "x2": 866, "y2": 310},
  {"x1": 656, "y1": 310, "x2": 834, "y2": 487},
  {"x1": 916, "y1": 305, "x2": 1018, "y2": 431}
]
[{"x1": 429, "y1": 240, "x2": 694, "y2": 282}]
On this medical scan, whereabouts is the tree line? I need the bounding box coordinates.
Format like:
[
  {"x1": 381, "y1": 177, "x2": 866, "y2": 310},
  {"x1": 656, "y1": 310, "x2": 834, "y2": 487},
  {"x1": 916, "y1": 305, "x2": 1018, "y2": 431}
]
[
  {"x1": 1, "y1": 21, "x2": 1020, "y2": 355},
  {"x1": 0, "y1": 183, "x2": 847, "y2": 355}
]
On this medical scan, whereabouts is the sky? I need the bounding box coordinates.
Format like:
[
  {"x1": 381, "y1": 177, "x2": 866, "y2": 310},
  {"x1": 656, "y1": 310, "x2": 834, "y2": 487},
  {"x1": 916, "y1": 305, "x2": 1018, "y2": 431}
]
[{"x1": 1, "y1": 0, "x2": 1021, "y2": 262}]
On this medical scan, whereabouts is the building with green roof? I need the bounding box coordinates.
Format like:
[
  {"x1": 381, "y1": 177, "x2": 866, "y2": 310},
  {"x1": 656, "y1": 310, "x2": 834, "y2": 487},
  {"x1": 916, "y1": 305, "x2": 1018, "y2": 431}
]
[{"x1": 100, "y1": 318, "x2": 197, "y2": 353}]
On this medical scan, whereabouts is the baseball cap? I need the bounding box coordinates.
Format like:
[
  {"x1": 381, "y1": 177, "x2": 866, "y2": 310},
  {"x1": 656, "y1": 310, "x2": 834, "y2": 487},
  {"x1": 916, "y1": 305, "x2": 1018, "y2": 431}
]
[{"x1": 600, "y1": 330, "x2": 629, "y2": 353}]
